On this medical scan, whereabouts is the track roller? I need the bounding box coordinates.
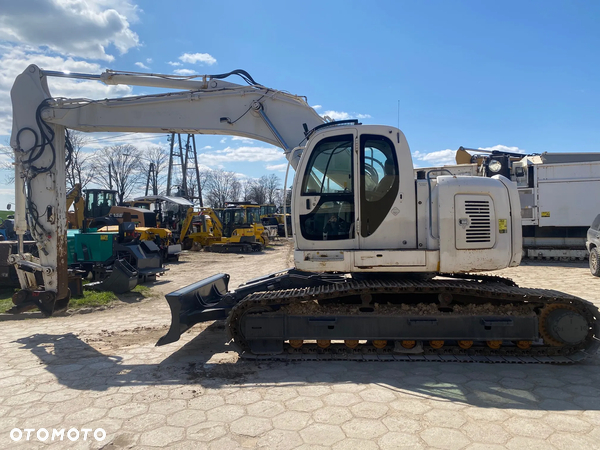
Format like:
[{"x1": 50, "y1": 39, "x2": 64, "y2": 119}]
[
  {"x1": 401, "y1": 340, "x2": 416, "y2": 349},
  {"x1": 289, "y1": 340, "x2": 303, "y2": 349},
  {"x1": 344, "y1": 340, "x2": 359, "y2": 349},
  {"x1": 429, "y1": 340, "x2": 444, "y2": 349},
  {"x1": 317, "y1": 340, "x2": 331, "y2": 349},
  {"x1": 487, "y1": 340, "x2": 502, "y2": 349},
  {"x1": 458, "y1": 340, "x2": 473, "y2": 349},
  {"x1": 372, "y1": 340, "x2": 387, "y2": 349}
]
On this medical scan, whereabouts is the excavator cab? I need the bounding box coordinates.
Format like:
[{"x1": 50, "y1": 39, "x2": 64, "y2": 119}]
[{"x1": 85, "y1": 189, "x2": 118, "y2": 219}]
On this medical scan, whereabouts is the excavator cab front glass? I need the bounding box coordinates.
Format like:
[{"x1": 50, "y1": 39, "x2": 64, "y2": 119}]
[
  {"x1": 300, "y1": 134, "x2": 354, "y2": 241},
  {"x1": 247, "y1": 208, "x2": 260, "y2": 224}
]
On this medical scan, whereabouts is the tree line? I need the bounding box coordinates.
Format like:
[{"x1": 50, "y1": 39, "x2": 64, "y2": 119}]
[{"x1": 65, "y1": 132, "x2": 284, "y2": 207}]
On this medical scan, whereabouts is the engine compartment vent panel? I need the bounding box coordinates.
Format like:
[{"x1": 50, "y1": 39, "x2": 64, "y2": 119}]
[{"x1": 455, "y1": 195, "x2": 496, "y2": 250}]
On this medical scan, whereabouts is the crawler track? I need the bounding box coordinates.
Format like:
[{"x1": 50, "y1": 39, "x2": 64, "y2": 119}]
[{"x1": 227, "y1": 277, "x2": 600, "y2": 363}]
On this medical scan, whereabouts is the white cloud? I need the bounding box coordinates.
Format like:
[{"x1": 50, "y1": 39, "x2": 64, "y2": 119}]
[
  {"x1": 411, "y1": 145, "x2": 526, "y2": 168},
  {"x1": 83, "y1": 132, "x2": 166, "y2": 151},
  {"x1": 412, "y1": 149, "x2": 457, "y2": 167},
  {"x1": 179, "y1": 52, "x2": 217, "y2": 65},
  {"x1": 312, "y1": 104, "x2": 322, "y2": 110},
  {"x1": 0, "y1": 0, "x2": 140, "y2": 62},
  {"x1": 167, "y1": 61, "x2": 182, "y2": 67},
  {"x1": 199, "y1": 146, "x2": 284, "y2": 165},
  {"x1": 173, "y1": 68, "x2": 196, "y2": 76},
  {"x1": 201, "y1": 145, "x2": 212, "y2": 150},
  {"x1": 478, "y1": 145, "x2": 525, "y2": 154},
  {"x1": 220, "y1": 138, "x2": 227, "y2": 144},
  {"x1": 266, "y1": 163, "x2": 288, "y2": 172},
  {"x1": 0, "y1": 45, "x2": 133, "y2": 135},
  {"x1": 231, "y1": 136, "x2": 257, "y2": 144},
  {"x1": 146, "y1": 58, "x2": 152, "y2": 64},
  {"x1": 135, "y1": 61, "x2": 149, "y2": 70},
  {"x1": 322, "y1": 110, "x2": 371, "y2": 121}
]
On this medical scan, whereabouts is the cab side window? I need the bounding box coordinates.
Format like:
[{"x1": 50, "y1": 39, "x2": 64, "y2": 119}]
[{"x1": 360, "y1": 135, "x2": 399, "y2": 236}]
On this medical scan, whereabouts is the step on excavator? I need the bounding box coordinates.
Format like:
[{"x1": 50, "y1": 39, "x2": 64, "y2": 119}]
[{"x1": 9, "y1": 65, "x2": 599, "y2": 362}]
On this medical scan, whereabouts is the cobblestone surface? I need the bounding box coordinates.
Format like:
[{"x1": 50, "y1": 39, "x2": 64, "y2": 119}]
[{"x1": 1, "y1": 249, "x2": 600, "y2": 449}]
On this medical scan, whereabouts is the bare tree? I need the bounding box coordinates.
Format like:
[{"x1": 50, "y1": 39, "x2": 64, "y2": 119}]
[
  {"x1": 143, "y1": 145, "x2": 169, "y2": 195},
  {"x1": 264, "y1": 173, "x2": 281, "y2": 204},
  {"x1": 238, "y1": 178, "x2": 251, "y2": 202},
  {"x1": 231, "y1": 178, "x2": 242, "y2": 203},
  {"x1": 91, "y1": 144, "x2": 144, "y2": 204},
  {"x1": 245, "y1": 174, "x2": 281, "y2": 204},
  {"x1": 248, "y1": 180, "x2": 267, "y2": 205},
  {"x1": 66, "y1": 130, "x2": 94, "y2": 189},
  {"x1": 204, "y1": 169, "x2": 240, "y2": 208},
  {"x1": 0, "y1": 140, "x2": 14, "y2": 184}
]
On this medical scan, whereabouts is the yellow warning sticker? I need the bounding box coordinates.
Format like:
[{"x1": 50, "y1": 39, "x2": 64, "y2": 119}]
[
  {"x1": 498, "y1": 219, "x2": 507, "y2": 234},
  {"x1": 541, "y1": 211, "x2": 550, "y2": 217},
  {"x1": 100, "y1": 235, "x2": 108, "y2": 241}
]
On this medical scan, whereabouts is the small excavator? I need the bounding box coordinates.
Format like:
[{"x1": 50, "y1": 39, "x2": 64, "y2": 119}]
[
  {"x1": 8, "y1": 65, "x2": 599, "y2": 362},
  {"x1": 190, "y1": 206, "x2": 266, "y2": 253}
]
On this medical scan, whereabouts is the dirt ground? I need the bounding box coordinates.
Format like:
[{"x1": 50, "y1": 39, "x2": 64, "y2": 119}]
[{"x1": 2, "y1": 241, "x2": 600, "y2": 449}]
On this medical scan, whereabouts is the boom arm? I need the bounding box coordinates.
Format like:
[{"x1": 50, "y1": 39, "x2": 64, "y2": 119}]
[{"x1": 10, "y1": 64, "x2": 324, "y2": 313}]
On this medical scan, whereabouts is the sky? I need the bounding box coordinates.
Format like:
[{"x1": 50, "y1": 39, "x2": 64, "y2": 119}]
[{"x1": 0, "y1": 0, "x2": 599, "y2": 207}]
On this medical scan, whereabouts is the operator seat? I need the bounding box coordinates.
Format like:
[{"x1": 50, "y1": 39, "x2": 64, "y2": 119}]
[{"x1": 372, "y1": 160, "x2": 396, "y2": 201}]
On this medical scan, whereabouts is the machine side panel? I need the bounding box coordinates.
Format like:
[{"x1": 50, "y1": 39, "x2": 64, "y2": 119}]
[
  {"x1": 536, "y1": 162, "x2": 600, "y2": 227},
  {"x1": 437, "y1": 176, "x2": 514, "y2": 273}
]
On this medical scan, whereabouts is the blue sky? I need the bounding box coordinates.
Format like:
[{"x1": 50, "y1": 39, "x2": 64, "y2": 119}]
[{"x1": 0, "y1": 0, "x2": 599, "y2": 206}]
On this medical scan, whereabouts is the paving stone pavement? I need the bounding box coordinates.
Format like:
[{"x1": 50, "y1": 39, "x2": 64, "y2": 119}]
[{"x1": 1, "y1": 259, "x2": 600, "y2": 449}]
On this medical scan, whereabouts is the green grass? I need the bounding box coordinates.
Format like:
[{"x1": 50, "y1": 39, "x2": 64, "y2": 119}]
[
  {"x1": 0, "y1": 288, "x2": 15, "y2": 313},
  {"x1": 0, "y1": 210, "x2": 13, "y2": 221},
  {"x1": 132, "y1": 284, "x2": 151, "y2": 294},
  {"x1": 0, "y1": 282, "x2": 153, "y2": 313},
  {"x1": 68, "y1": 289, "x2": 117, "y2": 309}
]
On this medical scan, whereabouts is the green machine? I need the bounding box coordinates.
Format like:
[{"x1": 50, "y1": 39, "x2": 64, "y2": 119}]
[{"x1": 67, "y1": 223, "x2": 165, "y2": 294}]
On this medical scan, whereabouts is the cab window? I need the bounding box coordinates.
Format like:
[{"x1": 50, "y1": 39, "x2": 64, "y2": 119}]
[
  {"x1": 302, "y1": 135, "x2": 353, "y2": 195},
  {"x1": 300, "y1": 135, "x2": 354, "y2": 241},
  {"x1": 360, "y1": 135, "x2": 399, "y2": 236}
]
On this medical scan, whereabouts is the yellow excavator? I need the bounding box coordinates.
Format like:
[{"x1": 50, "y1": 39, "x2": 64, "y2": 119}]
[
  {"x1": 226, "y1": 203, "x2": 270, "y2": 247},
  {"x1": 190, "y1": 206, "x2": 266, "y2": 252}
]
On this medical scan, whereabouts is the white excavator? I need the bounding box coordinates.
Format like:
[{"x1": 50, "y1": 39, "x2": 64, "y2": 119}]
[{"x1": 9, "y1": 65, "x2": 599, "y2": 362}]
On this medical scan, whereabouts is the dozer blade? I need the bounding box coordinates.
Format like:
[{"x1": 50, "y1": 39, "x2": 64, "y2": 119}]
[
  {"x1": 157, "y1": 273, "x2": 231, "y2": 346},
  {"x1": 97, "y1": 259, "x2": 138, "y2": 294}
]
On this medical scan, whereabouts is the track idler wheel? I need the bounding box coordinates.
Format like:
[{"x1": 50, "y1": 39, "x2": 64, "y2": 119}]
[
  {"x1": 539, "y1": 304, "x2": 589, "y2": 346},
  {"x1": 516, "y1": 340, "x2": 532, "y2": 349},
  {"x1": 401, "y1": 340, "x2": 416, "y2": 349}
]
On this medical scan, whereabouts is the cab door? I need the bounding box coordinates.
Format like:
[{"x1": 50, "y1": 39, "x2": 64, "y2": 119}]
[
  {"x1": 357, "y1": 130, "x2": 417, "y2": 250},
  {"x1": 295, "y1": 129, "x2": 358, "y2": 251}
]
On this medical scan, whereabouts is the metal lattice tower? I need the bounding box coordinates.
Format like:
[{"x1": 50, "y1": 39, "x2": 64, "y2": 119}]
[{"x1": 165, "y1": 133, "x2": 203, "y2": 206}]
